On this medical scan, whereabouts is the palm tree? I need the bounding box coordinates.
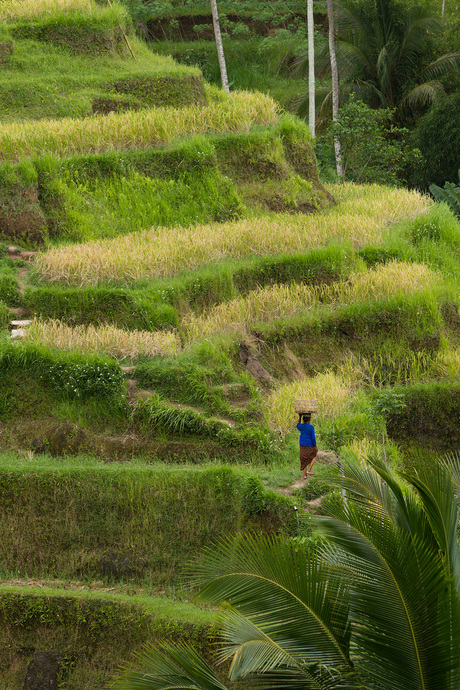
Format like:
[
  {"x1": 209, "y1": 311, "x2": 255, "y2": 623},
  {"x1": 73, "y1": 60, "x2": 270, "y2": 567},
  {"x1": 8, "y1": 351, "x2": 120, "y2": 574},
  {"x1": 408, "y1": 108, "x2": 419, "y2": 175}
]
[
  {"x1": 294, "y1": 0, "x2": 460, "y2": 122},
  {"x1": 334, "y1": 0, "x2": 460, "y2": 114},
  {"x1": 113, "y1": 450, "x2": 460, "y2": 689},
  {"x1": 210, "y1": 0, "x2": 229, "y2": 93},
  {"x1": 327, "y1": 0, "x2": 343, "y2": 178},
  {"x1": 307, "y1": 0, "x2": 316, "y2": 137}
]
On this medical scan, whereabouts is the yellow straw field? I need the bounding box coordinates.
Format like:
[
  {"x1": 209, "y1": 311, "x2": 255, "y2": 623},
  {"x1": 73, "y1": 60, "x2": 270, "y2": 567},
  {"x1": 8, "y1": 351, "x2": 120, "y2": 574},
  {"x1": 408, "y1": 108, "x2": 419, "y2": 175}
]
[
  {"x1": 36, "y1": 184, "x2": 429, "y2": 286},
  {"x1": 183, "y1": 261, "x2": 440, "y2": 340},
  {"x1": 0, "y1": 91, "x2": 278, "y2": 162},
  {"x1": 25, "y1": 320, "x2": 180, "y2": 360}
]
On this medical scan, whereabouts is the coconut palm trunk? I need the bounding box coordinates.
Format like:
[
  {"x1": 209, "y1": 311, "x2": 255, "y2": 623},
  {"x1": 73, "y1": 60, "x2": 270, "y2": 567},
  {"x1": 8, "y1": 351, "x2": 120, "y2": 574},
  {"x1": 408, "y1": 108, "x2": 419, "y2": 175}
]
[
  {"x1": 307, "y1": 0, "x2": 315, "y2": 137},
  {"x1": 210, "y1": 0, "x2": 230, "y2": 93},
  {"x1": 327, "y1": 0, "x2": 343, "y2": 179}
]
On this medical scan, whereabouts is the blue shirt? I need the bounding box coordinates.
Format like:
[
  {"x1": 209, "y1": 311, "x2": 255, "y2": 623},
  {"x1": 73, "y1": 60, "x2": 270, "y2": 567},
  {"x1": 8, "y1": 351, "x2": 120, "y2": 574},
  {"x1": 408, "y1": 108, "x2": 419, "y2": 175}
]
[{"x1": 297, "y1": 423, "x2": 316, "y2": 447}]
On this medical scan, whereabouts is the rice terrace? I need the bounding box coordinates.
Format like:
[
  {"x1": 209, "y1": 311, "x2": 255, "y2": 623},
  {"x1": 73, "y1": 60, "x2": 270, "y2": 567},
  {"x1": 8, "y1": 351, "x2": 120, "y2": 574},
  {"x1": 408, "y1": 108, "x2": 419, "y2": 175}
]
[{"x1": 0, "y1": 0, "x2": 460, "y2": 687}]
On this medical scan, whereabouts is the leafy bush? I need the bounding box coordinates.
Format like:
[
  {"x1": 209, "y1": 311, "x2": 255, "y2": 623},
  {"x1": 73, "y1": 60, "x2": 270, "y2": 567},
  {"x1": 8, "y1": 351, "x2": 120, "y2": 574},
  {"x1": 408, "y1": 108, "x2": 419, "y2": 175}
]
[
  {"x1": 323, "y1": 97, "x2": 422, "y2": 185},
  {"x1": 45, "y1": 360, "x2": 125, "y2": 399}
]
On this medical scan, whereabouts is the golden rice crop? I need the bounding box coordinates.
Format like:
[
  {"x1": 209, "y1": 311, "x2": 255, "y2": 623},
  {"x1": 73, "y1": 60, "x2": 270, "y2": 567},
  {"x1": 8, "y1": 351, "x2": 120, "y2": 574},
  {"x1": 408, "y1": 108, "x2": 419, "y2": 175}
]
[
  {"x1": 25, "y1": 319, "x2": 180, "y2": 360},
  {"x1": 183, "y1": 261, "x2": 439, "y2": 341},
  {"x1": 0, "y1": 91, "x2": 278, "y2": 162},
  {"x1": 37, "y1": 185, "x2": 429, "y2": 286},
  {"x1": 0, "y1": 0, "x2": 94, "y2": 20},
  {"x1": 267, "y1": 367, "x2": 360, "y2": 437}
]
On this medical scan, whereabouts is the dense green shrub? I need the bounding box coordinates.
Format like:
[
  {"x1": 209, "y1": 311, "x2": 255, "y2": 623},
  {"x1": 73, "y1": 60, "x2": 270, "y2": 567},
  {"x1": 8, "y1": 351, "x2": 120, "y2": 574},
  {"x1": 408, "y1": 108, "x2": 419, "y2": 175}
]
[
  {"x1": 430, "y1": 170, "x2": 460, "y2": 220},
  {"x1": 0, "y1": 343, "x2": 125, "y2": 402},
  {"x1": 323, "y1": 98, "x2": 422, "y2": 185}
]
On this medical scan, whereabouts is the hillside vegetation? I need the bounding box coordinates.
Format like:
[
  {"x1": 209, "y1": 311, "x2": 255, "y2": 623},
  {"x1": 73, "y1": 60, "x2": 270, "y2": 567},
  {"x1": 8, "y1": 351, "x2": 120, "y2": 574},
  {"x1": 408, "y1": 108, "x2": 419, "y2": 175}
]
[{"x1": 0, "y1": 1, "x2": 460, "y2": 688}]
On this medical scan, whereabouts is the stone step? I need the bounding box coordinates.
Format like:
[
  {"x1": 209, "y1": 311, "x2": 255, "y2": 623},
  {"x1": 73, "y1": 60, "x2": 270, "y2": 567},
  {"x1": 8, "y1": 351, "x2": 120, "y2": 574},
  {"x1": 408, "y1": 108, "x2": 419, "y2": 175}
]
[
  {"x1": 7, "y1": 246, "x2": 37, "y2": 261},
  {"x1": 11, "y1": 328, "x2": 27, "y2": 339},
  {"x1": 121, "y1": 366, "x2": 136, "y2": 374},
  {"x1": 11, "y1": 320, "x2": 32, "y2": 327}
]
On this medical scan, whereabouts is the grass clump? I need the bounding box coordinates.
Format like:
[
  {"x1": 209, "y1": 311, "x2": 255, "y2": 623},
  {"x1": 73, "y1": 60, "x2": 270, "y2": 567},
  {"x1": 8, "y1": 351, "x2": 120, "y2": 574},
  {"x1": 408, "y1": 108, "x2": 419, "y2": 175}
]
[
  {"x1": 24, "y1": 320, "x2": 180, "y2": 360},
  {"x1": 0, "y1": 300, "x2": 11, "y2": 329},
  {"x1": 36, "y1": 184, "x2": 429, "y2": 286},
  {"x1": 24, "y1": 284, "x2": 178, "y2": 331}
]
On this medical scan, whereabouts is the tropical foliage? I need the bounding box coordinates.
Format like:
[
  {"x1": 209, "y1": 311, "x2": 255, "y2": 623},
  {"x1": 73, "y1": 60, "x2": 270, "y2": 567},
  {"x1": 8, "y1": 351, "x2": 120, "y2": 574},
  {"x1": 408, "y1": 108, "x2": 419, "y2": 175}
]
[
  {"x1": 114, "y1": 449, "x2": 460, "y2": 689},
  {"x1": 430, "y1": 170, "x2": 460, "y2": 219},
  {"x1": 324, "y1": 97, "x2": 422, "y2": 183},
  {"x1": 328, "y1": 0, "x2": 460, "y2": 114}
]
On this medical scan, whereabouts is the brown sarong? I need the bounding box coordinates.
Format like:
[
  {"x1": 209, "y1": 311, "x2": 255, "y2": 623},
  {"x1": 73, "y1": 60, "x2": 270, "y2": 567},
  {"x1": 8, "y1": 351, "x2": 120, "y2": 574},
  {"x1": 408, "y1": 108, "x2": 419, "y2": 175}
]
[{"x1": 300, "y1": 445, "x2": 317, "y2": 471}]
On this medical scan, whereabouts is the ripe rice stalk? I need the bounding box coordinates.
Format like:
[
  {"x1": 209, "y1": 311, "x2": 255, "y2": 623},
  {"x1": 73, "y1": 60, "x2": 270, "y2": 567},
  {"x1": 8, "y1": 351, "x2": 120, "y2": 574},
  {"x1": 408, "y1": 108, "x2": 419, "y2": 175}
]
[
  {"x1": 0, "y1": 91, "x2": 278, "y2": 162},
  {"x1": 24, "y1": 319, "x2": 180, "y2": 360},
  {"x1": 183, "y1": 261, "x2": 439, "y2": 341},
  {"x1": 267, "y1": 367, "x2": 360, "y2": 437},
  {"x1": 36, "y1": 186, "x2": 430, "y2": 286}
]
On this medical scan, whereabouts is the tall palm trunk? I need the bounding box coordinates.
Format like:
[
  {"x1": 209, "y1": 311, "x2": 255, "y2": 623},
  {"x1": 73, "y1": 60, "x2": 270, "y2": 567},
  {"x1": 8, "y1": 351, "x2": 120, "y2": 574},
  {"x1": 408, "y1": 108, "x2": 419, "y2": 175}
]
[
  {"x1": 307, "y1": 0, "x2": 315, "y2": 137},
  {"x1": 210, "y1": 0, "x2": 230, "y2": 93},
  {"x1": 327, "y1": 0, "x2": 343, "y2": 179}
]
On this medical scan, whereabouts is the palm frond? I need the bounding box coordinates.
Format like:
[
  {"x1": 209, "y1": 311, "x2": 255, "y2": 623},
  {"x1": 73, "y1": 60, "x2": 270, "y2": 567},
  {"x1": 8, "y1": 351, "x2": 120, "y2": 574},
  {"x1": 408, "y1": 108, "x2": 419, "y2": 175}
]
[
  {"x1": 400, "y1": 81, "x2": 444, "y2": 109},
  {"x1": 403, "y1": 459, "x2": 460, "y2": 583},
  {"x1": 320, "y1": 483, "x2": 460, "y2": 690},
  {"x1": 112, "y1": 642, "x2": 228, "y2": 690},
  {"x1": 192, "y1": 534, "x2": 353, "y2": 671},
  {"x1": 420, "y1": 53, "x2": 460, "y2": 80}
]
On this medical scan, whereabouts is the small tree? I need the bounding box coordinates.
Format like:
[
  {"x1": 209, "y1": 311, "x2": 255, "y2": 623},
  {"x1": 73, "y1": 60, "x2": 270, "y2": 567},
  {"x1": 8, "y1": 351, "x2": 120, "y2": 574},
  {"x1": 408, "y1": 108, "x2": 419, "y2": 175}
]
[
  {"x1": 325, "y1": 97, "x2": 422, "y2": 184},
  {"x1": 371, "y1": 388, "x2": 407, "y2": 460}
]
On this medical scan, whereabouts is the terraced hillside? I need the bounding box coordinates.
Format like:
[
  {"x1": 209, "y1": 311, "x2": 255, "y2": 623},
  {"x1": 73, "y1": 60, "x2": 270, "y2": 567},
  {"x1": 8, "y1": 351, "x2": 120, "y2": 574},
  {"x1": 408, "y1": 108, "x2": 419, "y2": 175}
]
[{"x1": 1, "y1": 1, "x2": 460, "y2": 688}]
